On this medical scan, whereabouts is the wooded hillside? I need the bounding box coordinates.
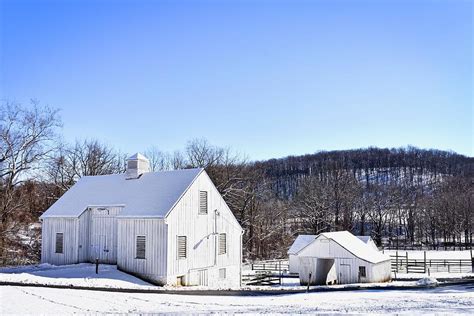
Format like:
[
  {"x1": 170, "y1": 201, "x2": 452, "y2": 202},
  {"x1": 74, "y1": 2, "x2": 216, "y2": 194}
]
[{"x1": 0, "y1": 101, "x2": 472, "y2": 265}]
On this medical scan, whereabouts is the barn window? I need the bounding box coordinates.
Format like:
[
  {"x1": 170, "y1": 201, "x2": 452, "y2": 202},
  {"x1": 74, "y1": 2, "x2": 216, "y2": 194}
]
[
  {"x1": 177, "y1": 236, "x2": 187, "y2": 259},
  {"x1": 136, "y1": 236, "x2": 146, "y2": 259},
  {"x1": 199, "y1": 191, "x2": 208, "y2": 214},
  {"x1": 218, "y1": 233, "x2": 227, "y2": 255},
  {"x1": 55, "y1": 233, "x2": 64, "y2": 254},
  {"x1": 219, "y1": 268, "x2": 226, "y2": 279},
  {"x1": 359, "y1": 266, "x2": 366, "y2": 278}
]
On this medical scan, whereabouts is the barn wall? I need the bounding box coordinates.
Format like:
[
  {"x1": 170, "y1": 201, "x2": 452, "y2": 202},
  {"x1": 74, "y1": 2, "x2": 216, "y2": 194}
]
[
  {"x1": 289, "y1": 254, "x2": 300, "y2": 274},
  {"x1": 41, "y1": 218, "x2": 79, "y2": 265},
  {"x1": 165, "y1": 171, "x2": 242, "y2": 288},
  {"x1": 117, "y1": 218, "x2": 168, "y2": 285},
  {"x1": 77, "y1": 210, "x2": 90, "y2": 262}
]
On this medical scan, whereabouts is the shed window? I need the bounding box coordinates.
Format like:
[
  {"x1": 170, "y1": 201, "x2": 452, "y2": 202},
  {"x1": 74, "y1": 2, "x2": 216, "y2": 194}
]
[
  {"x1": 55, "y1": 233, "x2": 64, "y2": 254},
  {"x1": 136, "y1": 236, "x2": 146, "y2": 259},
  {"x1": 199, "y1": 191, "x2": 208, "y2": 214},
  {"x1": 218, "y1": 233, "x2": 227, "y2": 255},
  {"x1": 219, "y1": 268, "x2": 226, "y2": 279},
  {"x1": 177, "y1": 236, "x2": 187, "y2": 259},
  {"x1": 359, "y1": 266, "x2": 366, "y2": 278}
]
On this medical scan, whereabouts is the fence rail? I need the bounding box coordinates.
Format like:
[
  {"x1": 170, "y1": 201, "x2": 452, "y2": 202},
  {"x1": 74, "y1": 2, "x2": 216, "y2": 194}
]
[
  {"x1": 390, "y1": 252, "x2": 474, "y2": 274},
  {"x1": 250, "y1": 261, "x2": 289, "y2": 273}
]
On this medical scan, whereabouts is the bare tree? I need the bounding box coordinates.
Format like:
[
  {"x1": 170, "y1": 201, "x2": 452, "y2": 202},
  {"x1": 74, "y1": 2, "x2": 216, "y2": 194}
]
[
  {"x1": 0, "y1": 100, "x2": 61, "y2": 264},
  {"x1": 144, "y1": 146, "x2": 171, "y2": 171}
]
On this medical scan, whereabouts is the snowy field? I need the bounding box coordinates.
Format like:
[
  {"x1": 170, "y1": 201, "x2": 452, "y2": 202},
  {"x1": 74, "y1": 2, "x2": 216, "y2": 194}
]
[
  {"x1": 1, "y1": 284, "x2": 473, "y2": 314},
  {"x1": 3, "y1": 263, "x2": 472, "y2": 292},
  {"x1": 0, "y1": 262, "x2": 473, "y2": 314},
  {"x1": 0, "y1": 263, "x2": 157, "y2": 290}
]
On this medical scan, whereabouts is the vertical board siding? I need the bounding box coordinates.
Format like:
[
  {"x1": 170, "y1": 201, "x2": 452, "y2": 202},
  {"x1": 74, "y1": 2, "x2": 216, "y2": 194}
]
[
  {"x1": 117, "y1": 218, "x2": 167, "y2": 285},
  {"x1": 165, "y1": 172, "x2": 242, "y2": 287},
  {"x1": 41, "y1": 218, "x2": 79, "y2": 265}
]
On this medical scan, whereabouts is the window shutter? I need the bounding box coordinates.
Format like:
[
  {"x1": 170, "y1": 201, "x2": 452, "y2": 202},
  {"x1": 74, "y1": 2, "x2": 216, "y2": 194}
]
[
  {"x1": 136, "y1": 236, "x2": 146, "y2": 259},
  {"x1": 177, "y1": 236, "x2": 187, "y2": 259},
  {"x1": 219, "y1": 233, "x2": 226, "y2": 255},
  {"x1": 219, "y1": 268, "x2": 226, "y2": 279},
  {"x1": 199, "y1": 191, "x2": 208, "y2": 214},
  {"x1": 55, "y1": 233, "x2": 64, "y2": 254}
]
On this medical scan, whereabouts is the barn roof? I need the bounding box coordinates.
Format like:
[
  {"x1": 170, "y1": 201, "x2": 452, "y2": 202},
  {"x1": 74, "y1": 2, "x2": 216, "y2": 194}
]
[
  {"x1": 320, "y1": 231, "x2": 389, "y2": 263},
  {"x1": 288, "y1": 235, "x2": 316, "y2": 255},
  {"x1": 288, "y1": 234, "x2": 377, "y2": 255},
  {"x1": 296, "y1": 231, "x2": 390, "y2": 264},
  {"x1": 40, "y1": 168, "x2": 203, "y2": 219}
]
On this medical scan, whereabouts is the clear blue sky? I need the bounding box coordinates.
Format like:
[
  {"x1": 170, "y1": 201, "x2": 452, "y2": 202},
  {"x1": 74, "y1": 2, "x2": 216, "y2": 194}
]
[{"x1": 1, "y1": 0, "x2": 472, "y2": 159}]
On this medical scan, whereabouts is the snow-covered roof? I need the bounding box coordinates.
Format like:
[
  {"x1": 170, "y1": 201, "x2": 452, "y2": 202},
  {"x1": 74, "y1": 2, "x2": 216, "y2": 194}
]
[
  {"x1": 319, "y1": 231, "x2": 389, "y2": 264},
  {"x1": 288, "y1": 235, "x2": 316, "y2": 255},
  {"x1": 40, "y1": 168, "x2": 203, "y2": 219}
]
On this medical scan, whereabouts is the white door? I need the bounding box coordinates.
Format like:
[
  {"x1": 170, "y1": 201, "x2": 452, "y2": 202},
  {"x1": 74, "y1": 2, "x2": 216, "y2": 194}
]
[
  {"x1": 338, "y1": 264, "x2": 352, "y2": 284},
  {"x1": 198, "y1": 269, "x2": 208, "y2": 286},
  {"x1": 89, "y1": 208, "x2": 118, "y2": 263},
  {"x1": 90, "y1": 234, "x2": 108, "y2": 262}
]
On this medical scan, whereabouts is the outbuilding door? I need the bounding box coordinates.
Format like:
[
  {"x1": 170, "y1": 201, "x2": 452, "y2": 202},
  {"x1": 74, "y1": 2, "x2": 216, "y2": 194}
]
[
  {"x1": 198, "y1": 269, "x2": 208, "y2": 286},
  {"x1": 338, "y1": 264, "x2": 352, "y2": 284},
  {"x1": 89, "y1": 207, "x2": 119, "y2": 263}
]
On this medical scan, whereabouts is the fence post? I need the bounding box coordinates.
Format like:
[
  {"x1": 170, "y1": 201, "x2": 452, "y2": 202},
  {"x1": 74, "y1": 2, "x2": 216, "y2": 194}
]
[
  {"x1": 396, "y1": 251, "x2": 399, "y2": 272},
  {"x1": 471, "y1": 249, "x2": 474, "y2": 273},
  {"x1": 307, "y1": 272, "x2": 312, "y2": 293},
  {"x1": 279, "y1": 260, "x2": 282, "y2": 285},
  {"x1": 424, "y1": 251, "x2": 427, "y2": 274},
  {"x1": 406, "y1": 251, "x2": 408, "y2": 273}
]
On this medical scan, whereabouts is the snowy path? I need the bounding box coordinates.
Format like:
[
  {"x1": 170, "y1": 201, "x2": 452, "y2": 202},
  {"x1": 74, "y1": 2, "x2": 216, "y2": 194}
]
[{"x1": 1, "y1": 284, "x2": 473, "y2": 314}]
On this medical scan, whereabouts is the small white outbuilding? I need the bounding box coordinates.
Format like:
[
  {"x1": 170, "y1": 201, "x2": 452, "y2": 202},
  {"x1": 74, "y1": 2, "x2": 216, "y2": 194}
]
[
  {"x1": 291, "y1": 231, "x2": 391, "y2": 285},
  {"x1": 40, "y1": 153, "x2": 243, "y2": 287},
  {"x1": 288, "y1": 234, "x2": 379, "y2": 273}
]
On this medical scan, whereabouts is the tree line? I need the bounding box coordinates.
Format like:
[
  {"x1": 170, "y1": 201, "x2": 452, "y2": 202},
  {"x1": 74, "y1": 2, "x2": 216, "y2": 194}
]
[{"x1": 0, "y1": 101, "x2": 472, "y2": 265}]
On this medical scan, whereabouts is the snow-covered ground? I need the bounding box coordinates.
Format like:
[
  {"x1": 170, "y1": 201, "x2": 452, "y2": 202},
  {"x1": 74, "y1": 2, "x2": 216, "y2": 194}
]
[
  {"x1": 0, "y1": 263, "x2": 157, "y2": 290},
  {"x1": 1, "y1": 284, "x2": 473, "y2": 314},
  {"x1": 1, "y1": 263, "x2": 472, "y2": 291},
  {"x1": 0, "y1": 262, "x2": 473, "y2": 314}
]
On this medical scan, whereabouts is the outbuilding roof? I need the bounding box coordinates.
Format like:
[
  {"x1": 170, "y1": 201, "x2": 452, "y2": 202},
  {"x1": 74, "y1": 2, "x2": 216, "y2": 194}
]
[
  {"x1": 288, "y1": 234, "x2": 378, "y2": 255},
  {"x1": 40, "y1": 168, "x2": 203, "y2": 219},
  {"x1": 321, "y1": 231, "x2": 389, "y2": 263},
  {"x1": 288, "y1": 235, "x2": 316, "y2": 255},
  {"x1": 295, "y1": 231, "x2": 390, "y2": 264}
]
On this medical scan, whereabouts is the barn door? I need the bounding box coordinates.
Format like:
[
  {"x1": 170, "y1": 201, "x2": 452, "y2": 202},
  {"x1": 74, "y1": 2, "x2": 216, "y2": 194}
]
[
  {"x1": 338, "y1": 264, "x2": 352, "y2": 284},
  {"x1": 90, "y1": 234, "x2": 109, "y2": 262},
  {"x1": 89, "y1": 207, "x2": 119, "y2": 263},
  {"x1": 198, "y1": 269, "x2": 208, "y2": 286}
]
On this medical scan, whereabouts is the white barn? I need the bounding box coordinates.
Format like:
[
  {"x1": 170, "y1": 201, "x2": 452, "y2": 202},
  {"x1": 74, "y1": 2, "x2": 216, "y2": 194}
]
[
  {"x1": 293, "y1": 231, "x2": 391, "y2": 285},
  {"x1": 40, "y1": 153, "x2": 243, "y2": 287},
  {"x1": 288, "y1": 234, "x2": 379, "y2": 273}
]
